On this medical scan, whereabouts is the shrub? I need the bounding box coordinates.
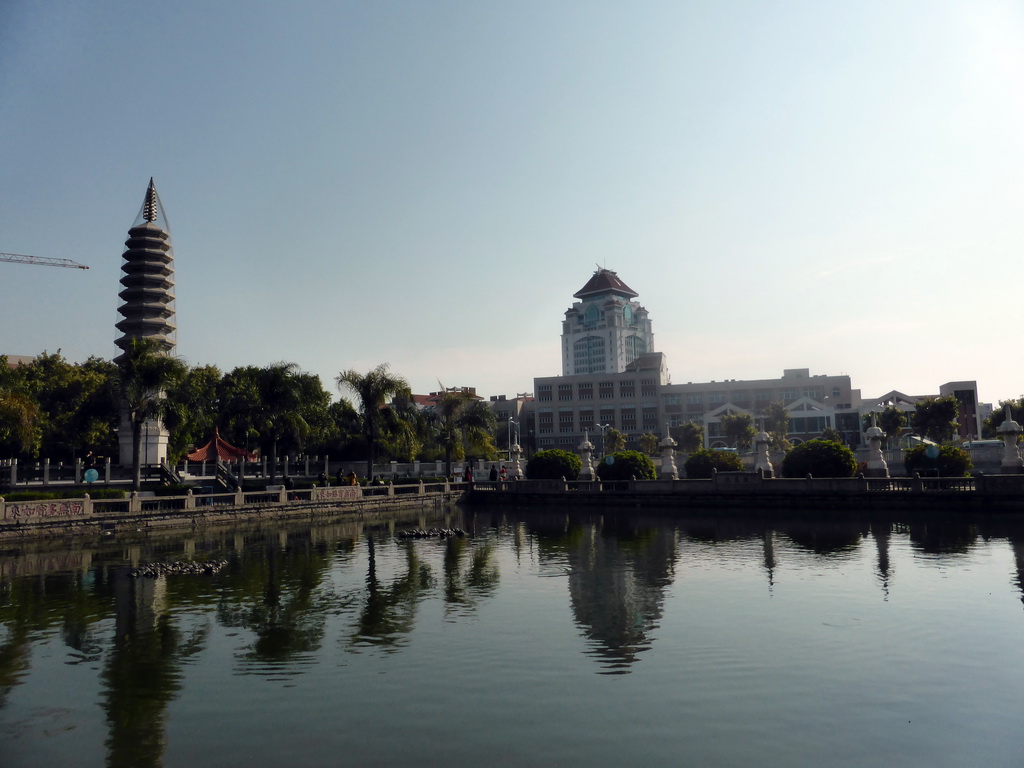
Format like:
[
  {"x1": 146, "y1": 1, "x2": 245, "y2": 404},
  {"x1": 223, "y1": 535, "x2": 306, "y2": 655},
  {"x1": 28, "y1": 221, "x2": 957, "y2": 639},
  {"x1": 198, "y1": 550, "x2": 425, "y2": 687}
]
[
  {"x1": 903, "y1": 444, "x2": 972, "y2": 477},
  {"x1": 781, "y1": 439, "x2": 857, "y2": 478},
  {"x1": 683, "y1": 449, "x2": 743, "y2": 479},
  {"x1": 526, "y1": 449, "x2": 582, "y2": 480},
  {"x1": 595, "y1": 450, "x2": 656, "y2": 481}
]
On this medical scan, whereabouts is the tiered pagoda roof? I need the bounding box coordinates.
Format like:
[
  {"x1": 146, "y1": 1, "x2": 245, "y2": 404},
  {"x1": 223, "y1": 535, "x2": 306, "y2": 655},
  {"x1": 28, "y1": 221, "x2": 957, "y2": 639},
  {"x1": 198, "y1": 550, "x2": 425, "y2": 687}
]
[{"x1": 114, "y1": 178, "x2": 176, "y2": 360}]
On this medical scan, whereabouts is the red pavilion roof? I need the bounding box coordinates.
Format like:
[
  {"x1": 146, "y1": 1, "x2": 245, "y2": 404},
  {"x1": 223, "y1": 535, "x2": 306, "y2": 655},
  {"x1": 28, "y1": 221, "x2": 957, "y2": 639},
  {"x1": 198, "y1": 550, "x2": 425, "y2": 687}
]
[{"x1": 186, "y1": 428, "x2": 257, "y2": 462}]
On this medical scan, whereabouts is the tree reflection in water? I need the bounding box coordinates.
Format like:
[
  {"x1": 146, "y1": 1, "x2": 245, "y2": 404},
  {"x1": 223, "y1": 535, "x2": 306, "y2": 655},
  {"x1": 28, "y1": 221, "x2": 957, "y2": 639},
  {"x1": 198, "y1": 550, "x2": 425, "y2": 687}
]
[
  {"x1": 349, "y1": 535, "x2": 433, "y2": 651},
  {"x1": 216, "y1": 535, "x2": 335, "y2": 668},
  {"x1": 442, "y1": 536, "x2": 499, "y2": 619}
]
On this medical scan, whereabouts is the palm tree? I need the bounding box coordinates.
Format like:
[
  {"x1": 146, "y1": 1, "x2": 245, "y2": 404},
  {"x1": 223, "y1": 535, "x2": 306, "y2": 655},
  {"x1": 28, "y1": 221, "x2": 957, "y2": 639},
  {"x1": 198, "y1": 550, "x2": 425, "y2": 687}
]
[
  {"x1": 336, "y1": 364, "x2": 410, "y2": 480},
  {"x1": 114, "y1": 338, "x2": 186, "y2": 491},
  {"x1": 432, "y1": 388, "x2": 497, "y2": 478},
  {"x1": 254, "y1": 363, "x2": 309, "y2": 483}
]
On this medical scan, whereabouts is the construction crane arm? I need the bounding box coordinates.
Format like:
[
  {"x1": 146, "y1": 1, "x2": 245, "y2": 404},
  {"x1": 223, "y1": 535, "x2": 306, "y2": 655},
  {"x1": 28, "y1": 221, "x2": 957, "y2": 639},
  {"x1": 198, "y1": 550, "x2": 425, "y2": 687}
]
[{"x1": 0, "y1": 252, "x2": 89, "y2": 270}]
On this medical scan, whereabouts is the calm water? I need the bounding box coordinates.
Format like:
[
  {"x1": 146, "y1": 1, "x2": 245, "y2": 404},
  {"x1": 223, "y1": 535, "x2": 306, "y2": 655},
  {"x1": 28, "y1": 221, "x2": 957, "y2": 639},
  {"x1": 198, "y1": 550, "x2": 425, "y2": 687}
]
[{"x1": 2, "y1": 506, "x2": 1024, "y2": 767}]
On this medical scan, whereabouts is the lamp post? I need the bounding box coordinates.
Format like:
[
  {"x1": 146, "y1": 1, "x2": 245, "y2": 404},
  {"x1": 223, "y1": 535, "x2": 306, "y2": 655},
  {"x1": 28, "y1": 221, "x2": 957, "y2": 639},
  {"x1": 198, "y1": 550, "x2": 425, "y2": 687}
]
[{"x1": 595, "y1": 423, "x2": 611, "y2": 455}]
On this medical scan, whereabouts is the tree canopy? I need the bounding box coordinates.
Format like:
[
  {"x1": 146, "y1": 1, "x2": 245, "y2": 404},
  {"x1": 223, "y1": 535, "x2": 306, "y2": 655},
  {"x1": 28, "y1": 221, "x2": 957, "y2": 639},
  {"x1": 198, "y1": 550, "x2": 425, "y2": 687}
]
[{"x1": 337, "y1": 364, "x2": 410, "y2": 479}]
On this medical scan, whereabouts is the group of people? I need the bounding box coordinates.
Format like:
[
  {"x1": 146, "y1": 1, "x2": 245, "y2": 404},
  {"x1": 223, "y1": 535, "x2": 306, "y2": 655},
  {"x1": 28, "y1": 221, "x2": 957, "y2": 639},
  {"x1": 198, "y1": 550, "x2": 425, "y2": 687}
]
[
  {"x1": 333, "y1": 469, "x2": 361, "y2": 486},
  {"x1": 462, "y1": 464, "x2": 508, "y2": 483}
]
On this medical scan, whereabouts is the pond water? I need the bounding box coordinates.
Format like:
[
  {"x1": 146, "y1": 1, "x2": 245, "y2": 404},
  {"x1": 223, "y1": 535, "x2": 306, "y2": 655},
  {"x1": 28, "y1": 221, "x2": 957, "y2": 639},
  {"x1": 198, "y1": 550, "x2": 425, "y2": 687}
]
[{"x1": 2, "y1": 506, "x2": 1024, "y2": 767}]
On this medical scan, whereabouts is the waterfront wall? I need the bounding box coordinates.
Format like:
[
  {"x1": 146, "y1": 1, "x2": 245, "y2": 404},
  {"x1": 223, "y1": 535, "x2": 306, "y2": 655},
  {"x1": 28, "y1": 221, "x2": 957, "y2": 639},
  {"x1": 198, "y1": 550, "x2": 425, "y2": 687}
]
[
  {"x1": 468, "y1": 472, "x2": 1024, "y2": 513},
  {"x1": 0, "y1": 481, "x2": 465, "y2": 542}
]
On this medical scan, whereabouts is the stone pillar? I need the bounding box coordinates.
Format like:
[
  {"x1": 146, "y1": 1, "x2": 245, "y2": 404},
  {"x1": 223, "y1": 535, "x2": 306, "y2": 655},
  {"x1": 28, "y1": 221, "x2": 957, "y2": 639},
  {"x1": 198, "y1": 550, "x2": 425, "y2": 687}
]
[
  {"x1": 754, "y1": 431, "x2": 775, "y2": 478},
  {"x1": 9, "y1": 458, "x2": 16, "y2": 487},
  {"x1": 104, "y1": 457, "x2": 112, "y2": 483},
  {"x1": 997, "y1": 405, "x2": 1024, "y2": 474},
  {"x1": 578, "y1": 431, "x2": 596, "y2": 481},
  {"x1": 43, "y1": 458, "x2": 50, "y2": 486},
  {"x1": 510, "y1": 443, "x2": 524, "y2": 479},
  {"x1": 864, "y1": 415, "x2": 889, "y2": 478},
  {"x1": 659, "y1": 433, "x2": 679, "y2": 480}
]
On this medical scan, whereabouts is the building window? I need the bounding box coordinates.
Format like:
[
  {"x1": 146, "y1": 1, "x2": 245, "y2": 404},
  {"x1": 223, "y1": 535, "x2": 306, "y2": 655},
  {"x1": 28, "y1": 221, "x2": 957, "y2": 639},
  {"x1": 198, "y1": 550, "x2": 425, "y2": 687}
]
[
  {"x1": 709, "y1": 393, "x2": 726, "y2": 404},
  {"x1": 558, "y1": 383, "x2": 573, "y2": 401},
  {"x1": 599, "y1": 382, "x2": 614, "y2": 399},
  {"x1": 625, "y1": 335, "x2": 646, "y2": 366},
  {"x1": 620, "y1": 381, "x2": 635, "y2": 398}
]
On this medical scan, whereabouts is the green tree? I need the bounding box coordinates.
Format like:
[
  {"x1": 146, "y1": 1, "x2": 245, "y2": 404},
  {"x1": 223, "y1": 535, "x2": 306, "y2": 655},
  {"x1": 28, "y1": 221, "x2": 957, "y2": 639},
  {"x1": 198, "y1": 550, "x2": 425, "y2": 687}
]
[
  {"x1": 761, "y1": 401, "x2": 790, "y2": 450},
  {"x1": 671, "y1": 422, "x2": 704, "y2": 452},
  {"x1": 911, "y1": 396, "x2": 959, "y2": 443},
  {"x1": 254, "y1": 363, "x2": 310, "y2": 483},
  {"x1": 903, "y1": 444, "x2": 972, "y2": 477},
  {"x1": 603, "y1": 427, "x2": 626, "y2": 454},
  {"x1": 638, "y1": 432, "x2": 659, "y2": 456},
  {"x1": 781, "y1": 439, "x2": 857, "y2": 478},
  {"x1": 431, "y1": 388, "x2": 497, "y2": 478},
  {"x1": 114, "y1": 338, "x2": 187, "y2": 490},
  {"x1": 984, "y1": 398, "x2": 1024, "y2": 438},
  {"x1": 820, "y1": 426, "x2": 844, "y2": 443},
  {"x1": 595, "y1": 450, "x2": 656, "y2": 481},
  {"x1": 337, "y1": 364, "x2": 411, "y2": 479},
  {"x1": 719, "y1": 412, "x2": 756, "y2": 451},
  {"x1": 877, "y1": 406, "x2": 908, "y2": 447},
  {"x1": 683, "y1": 448, "x2": 743, "y2": 478},
  {"x1": 0, "y1": 387, "x2": 40, "y2": 456},
  {"x1": 385, "y1": 394, "x2": 430, "y2": 464},
  {"x1": 162, "y1": 364, "x2": 222, "y2": 461},
  {"x1": 2, "y1": 352, "x2": 118, "y2": 460},
  {"x1": 526, "y1": 449, "x2": 582, "y2": 480}
]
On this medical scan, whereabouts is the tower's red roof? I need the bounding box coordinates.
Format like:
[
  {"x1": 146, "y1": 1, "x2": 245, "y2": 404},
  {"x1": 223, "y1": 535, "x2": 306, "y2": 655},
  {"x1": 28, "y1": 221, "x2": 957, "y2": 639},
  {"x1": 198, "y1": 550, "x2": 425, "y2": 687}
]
[{"x1": 573, "y1": 268, "x2": 638, "y2": 299}]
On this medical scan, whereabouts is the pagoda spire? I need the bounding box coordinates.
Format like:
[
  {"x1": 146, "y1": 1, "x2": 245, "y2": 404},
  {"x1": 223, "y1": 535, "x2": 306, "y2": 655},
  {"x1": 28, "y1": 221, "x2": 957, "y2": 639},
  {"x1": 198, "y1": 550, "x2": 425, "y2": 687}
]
[{"x1": 142, "y1": 177, "x2": 158, "y2": 222}]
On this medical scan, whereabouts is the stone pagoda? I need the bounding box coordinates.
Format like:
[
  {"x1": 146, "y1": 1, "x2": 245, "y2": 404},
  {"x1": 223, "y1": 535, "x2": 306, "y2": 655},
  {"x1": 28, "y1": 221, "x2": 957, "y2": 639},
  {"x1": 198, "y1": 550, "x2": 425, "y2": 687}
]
[{"x1": 115, "y1": 178, "x2": 177, "y2": 465}]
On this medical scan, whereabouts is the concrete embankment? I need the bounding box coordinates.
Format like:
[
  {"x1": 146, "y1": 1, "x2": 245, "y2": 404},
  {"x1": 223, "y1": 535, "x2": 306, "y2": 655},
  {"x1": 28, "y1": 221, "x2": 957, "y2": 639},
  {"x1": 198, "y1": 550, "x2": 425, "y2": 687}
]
[
  {"x1": 465, "y1": 474, "x2": 1024, "y2": 515},
  {"x1": 0, "y1": 484, "x2": 464, "y2": 543}
]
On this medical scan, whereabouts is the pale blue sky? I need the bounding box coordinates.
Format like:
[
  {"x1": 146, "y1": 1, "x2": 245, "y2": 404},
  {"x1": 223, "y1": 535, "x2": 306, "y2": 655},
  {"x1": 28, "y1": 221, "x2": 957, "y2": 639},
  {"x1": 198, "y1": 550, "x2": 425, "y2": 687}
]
[{"x1": 2, "y1": 1, "x2": 1022, "y2": 404}]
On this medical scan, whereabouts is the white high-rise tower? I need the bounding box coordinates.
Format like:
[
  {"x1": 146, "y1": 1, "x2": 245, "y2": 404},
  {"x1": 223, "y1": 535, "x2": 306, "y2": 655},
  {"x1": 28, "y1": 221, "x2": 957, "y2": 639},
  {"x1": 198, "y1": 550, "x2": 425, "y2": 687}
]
[{"x1": 561, "y1": 268, "x2": 654, "y2": 376}]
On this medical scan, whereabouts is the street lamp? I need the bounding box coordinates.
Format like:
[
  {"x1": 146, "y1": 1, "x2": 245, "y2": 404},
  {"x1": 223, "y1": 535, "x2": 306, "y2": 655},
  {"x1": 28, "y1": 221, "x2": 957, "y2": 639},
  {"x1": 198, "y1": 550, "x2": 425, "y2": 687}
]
[{"x1": 595, "y1": 423, "x2": 611, "y2": 455}]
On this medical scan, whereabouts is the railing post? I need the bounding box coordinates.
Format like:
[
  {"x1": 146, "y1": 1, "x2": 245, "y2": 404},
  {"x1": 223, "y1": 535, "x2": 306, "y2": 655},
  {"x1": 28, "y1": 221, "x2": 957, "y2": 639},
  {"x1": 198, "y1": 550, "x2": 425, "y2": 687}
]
[
  {"x1": 279, "y1": 487, "x2": 288, "y2": 503},
  {"x1": 235, "y1": 487, "x2": 244, "y2": 506},
  {"x1": 185, "y1": 489, "x2": 196, "y2": 510},
  {"x1": 387, "y1": 483, "x2": 395, "y2": 497},
  {"x1": 83, "y1": 493, "x2": 92, "y2": 516},
  {"x1": 129, "y1": 491, "x2": 141, "y2": 514},
  {"x1": 418, "y1": 480, "x2": 425, "y2": 495},
  {"x1": 43, "y1": 458, "x2": 50, "y2": 486},
  {"x1": 104, "y1": 457, "x2": 111, "y2": 484},
  {"x1": 9, "y1": 458, "x2": 16, "y2": 487}
]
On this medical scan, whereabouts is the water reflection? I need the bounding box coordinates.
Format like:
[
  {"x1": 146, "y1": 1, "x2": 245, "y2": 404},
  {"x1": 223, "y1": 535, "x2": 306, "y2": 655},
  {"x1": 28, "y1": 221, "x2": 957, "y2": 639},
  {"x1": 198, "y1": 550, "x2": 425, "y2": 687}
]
[
  {"x1": 3, "y1": 506, "x2": 1024, "y2": 765},
  {"x1": 216, "y1": 533, "x2": 334, "y2": 670},
  {"x1": 350, "y1": 535, "x2": 433, "y2": 651},
  {"x1": 102, "y1": 567, "x2": 208, "y2": 768}
]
